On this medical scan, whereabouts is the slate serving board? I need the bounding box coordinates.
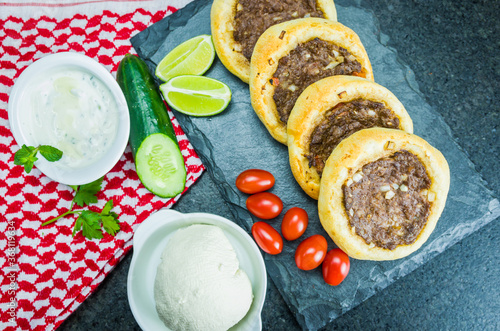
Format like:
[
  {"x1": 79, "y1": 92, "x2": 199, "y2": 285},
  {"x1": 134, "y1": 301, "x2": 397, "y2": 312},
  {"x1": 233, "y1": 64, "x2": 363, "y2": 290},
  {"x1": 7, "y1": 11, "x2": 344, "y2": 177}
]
[{"x1": 131, "y1": 0, "x2": 500, "y2": 329}]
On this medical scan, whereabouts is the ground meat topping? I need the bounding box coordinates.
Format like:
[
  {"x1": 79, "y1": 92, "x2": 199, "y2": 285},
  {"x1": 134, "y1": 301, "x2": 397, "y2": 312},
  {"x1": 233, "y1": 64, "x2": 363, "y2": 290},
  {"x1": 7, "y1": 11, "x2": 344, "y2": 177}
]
[
  {"x1": 306, "y1": 99, "x2": 400, "y2": 175},
  {"x1": 343, "y1": 151, "x2": 431, "y2": 250},
  {"x1": 233, "y1": 0, "x2": 324, "y2": 60},
  {"x1": 272, "y1": 38, "x2": 363, "y2": 124}
]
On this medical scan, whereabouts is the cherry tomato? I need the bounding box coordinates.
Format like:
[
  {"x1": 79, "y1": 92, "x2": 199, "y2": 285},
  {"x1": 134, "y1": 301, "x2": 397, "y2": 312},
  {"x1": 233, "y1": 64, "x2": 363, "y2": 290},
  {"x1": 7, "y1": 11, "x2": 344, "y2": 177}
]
[
  {"x1": 246, "y1": 192, "x2": 283, "y2": 219},
  {"x1": 294, "y1": 235, "x2": 328, "y2": 270},
  {"x1": 281, "y1": 207, "x2": 308, "y2": 241},
  {"x1": 235, "y1": 169, "x2": 275, "y2": 194},
  {"x1": 322, "y1": 248, "x2": 350, "y2": 286},
  {"x1": 251, "y1": 221, "x2": 283, "y2": 255}
]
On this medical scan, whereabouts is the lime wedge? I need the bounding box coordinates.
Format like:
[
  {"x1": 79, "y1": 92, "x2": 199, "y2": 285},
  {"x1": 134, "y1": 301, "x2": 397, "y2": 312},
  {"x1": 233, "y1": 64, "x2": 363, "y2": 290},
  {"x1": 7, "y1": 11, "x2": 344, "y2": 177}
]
[
  {"x1": 155, "y1": 34, "x2": 215, "y2": 82},
  {"x1": 160, "y1": 75, "x2": 231, "y2": 117}
]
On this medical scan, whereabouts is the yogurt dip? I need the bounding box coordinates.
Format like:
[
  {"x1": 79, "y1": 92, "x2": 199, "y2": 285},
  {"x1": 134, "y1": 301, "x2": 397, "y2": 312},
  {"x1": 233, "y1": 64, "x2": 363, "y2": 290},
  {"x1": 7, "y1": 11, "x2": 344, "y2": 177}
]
[
  {"x1": 154, "y1": 224, "x2": 253, "y2": 331},
  {"x1": 19, "y1": 67, "x2": 119, "y2": 169}
]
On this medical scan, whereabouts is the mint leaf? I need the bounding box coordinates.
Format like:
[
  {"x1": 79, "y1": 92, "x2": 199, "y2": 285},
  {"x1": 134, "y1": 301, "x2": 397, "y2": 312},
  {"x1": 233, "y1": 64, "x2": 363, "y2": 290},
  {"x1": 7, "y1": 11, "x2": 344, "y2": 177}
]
[
  {"x1": 14, "y1": 144, "x2": 63, "y2": 174},
  {"x1": 102, "y1": 215, "x2": 120, "y2": 236},
  {"x1": 39, "y1": 145, "x2": 63, "y2": 162},
  {"x1": 14, "y1": 145, "x2": 38, "y2": 173},
  {"x1": 14, "y1": 144, "x2": 36, "y2": 162},
  {"x1": 78, "y1": 210, "x2": 103, "y2": 240},
  {"x1": 73, "y1": 177, "x2": 104, "y2": 207}
]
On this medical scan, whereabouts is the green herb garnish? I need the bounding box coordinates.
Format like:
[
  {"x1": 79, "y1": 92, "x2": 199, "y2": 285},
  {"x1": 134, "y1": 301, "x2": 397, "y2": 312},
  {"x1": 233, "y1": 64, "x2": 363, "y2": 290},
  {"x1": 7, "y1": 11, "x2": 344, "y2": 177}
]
[
  {"x1": 14, "y1": 144, "x2": 63, "y2": 173},
  {"x1": 41, "y1": 177, "x2": 121, "y2": 240}
]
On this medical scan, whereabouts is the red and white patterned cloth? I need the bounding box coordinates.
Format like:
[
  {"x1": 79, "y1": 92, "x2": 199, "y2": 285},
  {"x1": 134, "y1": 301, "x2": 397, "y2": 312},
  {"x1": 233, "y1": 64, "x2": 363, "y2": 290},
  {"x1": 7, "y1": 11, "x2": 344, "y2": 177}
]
[{"x1": 0, "y1": 1, "x2": 200, "y2": 330}]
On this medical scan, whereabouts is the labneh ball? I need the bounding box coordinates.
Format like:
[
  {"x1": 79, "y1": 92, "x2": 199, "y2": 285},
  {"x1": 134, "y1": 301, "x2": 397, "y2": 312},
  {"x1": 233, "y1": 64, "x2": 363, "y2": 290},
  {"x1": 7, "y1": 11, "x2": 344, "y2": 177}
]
[
  {"x1": 318, "y1": 128, "x2": 450, "y2": 261},
  {"x1": 154, "y1": 224, "x2": 253, "y2": 331}
]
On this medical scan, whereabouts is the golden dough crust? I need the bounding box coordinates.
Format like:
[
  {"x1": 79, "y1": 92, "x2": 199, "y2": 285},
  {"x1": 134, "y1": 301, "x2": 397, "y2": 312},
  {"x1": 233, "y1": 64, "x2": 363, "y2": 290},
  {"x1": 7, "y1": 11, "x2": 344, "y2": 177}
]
[
  {"x1": 249, "y1": 18, "x2": 374, "y2": 144},
  {"x1": 211, "y1": 0, "x2": 337, "y2": 83},
  {"x1": 288, "y1": 76, "x2": 413, "y2": 200},
  {"x1": 317, "y1": 128, "x2": 450, "y2": 261}
]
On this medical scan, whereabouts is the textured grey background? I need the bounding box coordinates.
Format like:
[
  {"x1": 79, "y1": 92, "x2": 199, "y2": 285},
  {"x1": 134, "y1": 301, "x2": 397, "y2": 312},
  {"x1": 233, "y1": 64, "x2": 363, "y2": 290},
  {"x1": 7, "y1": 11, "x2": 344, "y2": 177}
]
[{"x1": 59, "y1": 0, "x2": 499, "y2": 330}]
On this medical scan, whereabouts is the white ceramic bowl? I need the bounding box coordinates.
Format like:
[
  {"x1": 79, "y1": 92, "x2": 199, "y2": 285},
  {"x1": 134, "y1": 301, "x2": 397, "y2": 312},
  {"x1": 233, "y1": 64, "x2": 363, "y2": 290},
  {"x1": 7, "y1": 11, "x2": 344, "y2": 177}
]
[
  {"x1": 128, "y1": 209, "x2": 267, "y2": 331},
  {"x1": 7, "y1": 51, "x2": 130, "y2": 185}
]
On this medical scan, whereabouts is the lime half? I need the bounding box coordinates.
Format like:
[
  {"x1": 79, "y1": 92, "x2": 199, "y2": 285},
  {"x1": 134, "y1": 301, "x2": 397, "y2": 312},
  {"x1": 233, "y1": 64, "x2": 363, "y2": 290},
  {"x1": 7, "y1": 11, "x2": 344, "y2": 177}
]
[
  {"x1": 155, "y1": 34, "x2": 215, "y2": 82},
  {"x1": 160, "y1": 75, "x2": 231, "y2": 117}
]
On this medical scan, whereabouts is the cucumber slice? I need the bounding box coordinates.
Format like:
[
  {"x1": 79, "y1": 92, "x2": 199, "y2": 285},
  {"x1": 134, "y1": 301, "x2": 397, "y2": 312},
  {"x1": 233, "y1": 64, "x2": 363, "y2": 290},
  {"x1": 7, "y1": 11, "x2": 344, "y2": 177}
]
[
  {"x1": 116, "y1": 54, "x2": 187, "y2": 197},
  {"x1": 135, "y1": 133, "x2": 186, "y2": 198}
]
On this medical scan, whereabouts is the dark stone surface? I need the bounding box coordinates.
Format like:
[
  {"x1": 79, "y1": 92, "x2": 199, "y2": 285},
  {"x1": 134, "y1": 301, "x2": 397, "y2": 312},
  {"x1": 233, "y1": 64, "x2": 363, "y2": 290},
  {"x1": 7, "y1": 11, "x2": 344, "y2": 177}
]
[{"x1": 59, "y1": 0, "x2": 499, "y2": 330}]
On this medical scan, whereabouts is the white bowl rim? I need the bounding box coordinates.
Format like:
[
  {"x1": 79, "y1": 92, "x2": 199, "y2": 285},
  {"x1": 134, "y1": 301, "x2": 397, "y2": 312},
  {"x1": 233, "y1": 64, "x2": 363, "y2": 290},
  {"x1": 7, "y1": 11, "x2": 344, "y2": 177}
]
[
  {"x1": 7, "y1": 51, "x2": 130, "y2": 185},
  {"x1": 127, "y1": 209, "x2": 267, "y2": 331}
]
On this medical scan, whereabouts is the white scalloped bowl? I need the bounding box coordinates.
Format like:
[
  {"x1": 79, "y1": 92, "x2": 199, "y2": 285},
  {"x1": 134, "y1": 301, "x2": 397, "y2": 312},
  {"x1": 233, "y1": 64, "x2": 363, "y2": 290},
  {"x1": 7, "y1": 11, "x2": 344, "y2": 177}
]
[
  {"x1": 127, "y1": 209, "x2": 267, "y2": 331},
  {"x1": 7, "y1": 52, "x2": 130, "y2": 185}
]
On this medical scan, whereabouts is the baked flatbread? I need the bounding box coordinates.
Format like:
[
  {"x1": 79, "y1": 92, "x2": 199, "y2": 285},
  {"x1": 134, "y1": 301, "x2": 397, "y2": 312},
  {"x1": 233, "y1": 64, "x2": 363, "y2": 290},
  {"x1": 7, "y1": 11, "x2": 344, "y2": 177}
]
[
  {"x1": 211, "y1": 0, "x2": 337, "y2": 83},
  {"x1": 317, "y1": 128, "x2": 450, "y2": 260},
  {"x1": 288, "y1": 76, "x2": 413, "y2": 199},
  {"x1": 249, "y1": 18, "x2": 374, "y2": 144}
]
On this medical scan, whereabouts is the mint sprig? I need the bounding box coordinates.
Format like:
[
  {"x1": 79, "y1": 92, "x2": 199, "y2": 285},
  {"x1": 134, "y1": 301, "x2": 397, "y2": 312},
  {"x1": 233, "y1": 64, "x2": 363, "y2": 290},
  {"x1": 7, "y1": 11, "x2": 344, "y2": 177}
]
[
  {"x1": 14, "y1": 144, "x2": 63, "y2": 173},
  {"x1": 41, "y1": 177, "x2": 121, "y2": 240}
]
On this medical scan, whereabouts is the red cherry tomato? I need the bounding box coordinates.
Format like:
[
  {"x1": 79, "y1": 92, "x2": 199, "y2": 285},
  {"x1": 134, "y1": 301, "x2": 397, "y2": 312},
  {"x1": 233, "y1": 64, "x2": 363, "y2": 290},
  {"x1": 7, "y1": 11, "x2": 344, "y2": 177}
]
[
  {"x1": 294, "y1": 235, "x2": 328, "y2": 270},
  {"x1": 235, "y1": 169, "x2": 275, "y2": 194},
  {"x1": 281, "y1": 207, "x2": 308, "y2": 241},
  {"x1": 251, "y1": 221, "x2": 283, "y2": 255},
  {"x1": 322, "y1": 248, "x2": 350, "y2": 286},
  {"x1": 246, "y1": 192, "x2": 283, "y2": 219}
]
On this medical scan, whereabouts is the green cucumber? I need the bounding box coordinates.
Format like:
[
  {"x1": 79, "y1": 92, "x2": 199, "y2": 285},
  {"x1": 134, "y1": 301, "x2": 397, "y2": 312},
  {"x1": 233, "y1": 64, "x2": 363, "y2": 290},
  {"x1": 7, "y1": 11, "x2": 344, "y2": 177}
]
[{"x1": 117, "y1": 54, "x2": 186, "y2": 198}]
